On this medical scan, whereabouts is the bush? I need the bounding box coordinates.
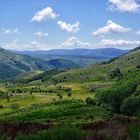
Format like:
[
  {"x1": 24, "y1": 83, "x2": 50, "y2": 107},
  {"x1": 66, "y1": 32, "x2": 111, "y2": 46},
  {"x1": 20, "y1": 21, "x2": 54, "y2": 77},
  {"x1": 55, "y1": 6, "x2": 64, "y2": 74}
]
[
  {"x1": 14, "y1": 126, "x2": 85, "y2": 140},
  {"x1": 86, "y1": 97, "x2": 96, "y2": 105},
  {"x1": 108, "y1": 68, "x2": 122, "y2": 79},
  {"x1": 0, "y1": 105, "x2": 3, "y2": 109},
  {"x1": 128, "y1": 125, "x2": 140, "y2": 140},
  {"x1": 67, "y1": 92, "x2": 72, "y2": 97},
  {"x1": 136, "y1": 65, "x2": 140, "y2": 69},
  {"x1": 57, "y1": 94, "x2": 63, "y2": 100},
  {"x1": 120, "y1": 96, "x2": 140, "y2": 116},
  {"x1": 10, "y1": 103, "x2": 20, "y2": 110},
  {"x1": 96, "y1": 71, "x2": 140, "y2": 113}
]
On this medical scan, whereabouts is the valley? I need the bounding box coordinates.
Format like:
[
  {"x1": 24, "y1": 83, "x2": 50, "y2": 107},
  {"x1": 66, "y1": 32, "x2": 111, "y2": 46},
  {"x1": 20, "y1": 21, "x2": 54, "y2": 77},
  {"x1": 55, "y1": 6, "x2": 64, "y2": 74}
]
[{"x1": 0, "y1": 46, "x2": 139, "y2": 140}]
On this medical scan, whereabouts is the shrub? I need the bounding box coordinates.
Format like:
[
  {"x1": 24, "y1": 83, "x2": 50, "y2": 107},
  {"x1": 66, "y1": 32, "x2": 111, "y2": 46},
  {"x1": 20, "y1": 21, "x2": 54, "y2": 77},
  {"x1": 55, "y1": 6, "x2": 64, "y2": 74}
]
[
  {"x1": 136, "y1": 65, "x2": 140, "y2": 69},
  {"x1": 14, "y1": 126, "x2": 85, "y2": 140},
  {"x1": 120, "y1": 96, "x2": 140, "y2": 116},
  {"x1": 0, "y1": 135, "x2": 10, "y2": 140},
  {"x1": 0, "y1": 105, "x2": 3, "y2": 109},
  {"x1": 108, "y1": 68, "x2": 122, "y2": 79},
  {"x1": 57, "y1": 94, "x2": 63, "y2": 100},
  {"x1": 86, "y1": 97, "x2": 96, "y2": 105},
  {"x1": 67, "y1": 92, "x2": 72, "y2": 97},
  {"x1": 96, "y1": 72, "x2": 139, "y2": 113},
  {"x1": 10, "y1": 103, "x2": 20, "y2": 110},
  {"x1": 128, "y1": 125, "x2": 140, "y2": 140}
]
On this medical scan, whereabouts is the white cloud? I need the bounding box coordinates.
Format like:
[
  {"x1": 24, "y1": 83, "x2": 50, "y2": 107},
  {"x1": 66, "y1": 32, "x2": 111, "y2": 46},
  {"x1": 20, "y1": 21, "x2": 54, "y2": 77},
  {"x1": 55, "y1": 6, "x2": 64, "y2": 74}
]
[
  {"x1": 2, "y1": 38, "x2": 139, "y2": 51},
  {"x1": 108, "y1": 0, "x2": 140, "y2": 12},
  {"x1": 31, "y1": 7, "x2": 58, "y2": 22},
  {"x1": 136, "y1": 30, "x2": 140, "y2": 34},
  {"x1": 57, "y1": 21, "x2": 80, "y2": 33},
  {"x1": 99, "y1": 39, "x2": 140, "y2": 49},
  {"x1": 61, "y1": 36, "x2": 91, "y2": 48},
  {"x1": 1, "y1": 40, "x2": 52, "y2": 51},
  {"x1": 92, "y1": 20, "x2": 131, "y2": 37},
  {"x1": 0, "y1": 29, "x2": 20, "y2": 34},
  {"x1": 34, "y1": 31, "x2": 48, "y2": 37}
]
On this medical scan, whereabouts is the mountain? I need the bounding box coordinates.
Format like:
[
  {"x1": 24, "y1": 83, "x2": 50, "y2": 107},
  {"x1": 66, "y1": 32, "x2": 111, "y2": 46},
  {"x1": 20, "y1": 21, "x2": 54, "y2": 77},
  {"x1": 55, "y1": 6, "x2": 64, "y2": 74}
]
[
  {"x1": 14, "y1": 48, "x2": 128, "y2": 67},
  {"x1": 15, "y1": 48, "x2": 128, "y2": 58},
  {"x1": 0, "y1": 48, "x2": 79, "y2": 80},
  {"x1": 47, "y1": 59, "x2": 80, "y2": 69}
]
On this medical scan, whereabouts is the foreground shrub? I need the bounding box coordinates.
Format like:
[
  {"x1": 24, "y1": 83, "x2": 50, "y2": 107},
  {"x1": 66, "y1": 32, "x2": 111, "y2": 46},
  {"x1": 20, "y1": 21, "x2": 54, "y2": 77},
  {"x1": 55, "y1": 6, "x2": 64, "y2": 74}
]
[
  {"x1": 128, "y1": 125, "x2": 140, "y2": 140},
  {"x1": 120, "y1": 96, "x2": 140, "y2": 116},
  {"x1": 14, "y1": 126, "x2": 85, "y2": 140}
]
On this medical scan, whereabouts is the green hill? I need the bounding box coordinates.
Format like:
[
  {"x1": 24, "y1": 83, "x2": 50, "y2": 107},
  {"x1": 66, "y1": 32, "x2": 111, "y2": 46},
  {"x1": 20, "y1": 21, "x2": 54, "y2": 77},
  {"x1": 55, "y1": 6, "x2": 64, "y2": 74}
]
[
  {"x1": 0, "y1": 48, "x2": 80, "y2": 80},
  {"x1": 51, "y1": 47, "x2": 140, "y2": 83},
  {"x1": 0, "y1": 47, "x2": 51, "y2": 80}
]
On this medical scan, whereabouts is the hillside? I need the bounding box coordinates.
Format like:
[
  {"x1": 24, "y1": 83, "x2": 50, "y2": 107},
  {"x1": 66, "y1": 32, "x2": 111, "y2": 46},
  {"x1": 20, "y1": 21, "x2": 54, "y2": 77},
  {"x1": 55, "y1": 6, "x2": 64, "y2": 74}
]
[
  {"x1": 0, "y1": 48, "x2": 79, "y2": 80},
  {"x1": 51, "y1": 47, "x2": 140, "y2": 83},
  {"x1": 47, "y1": 59, "x2": 80, "y2": 69}
]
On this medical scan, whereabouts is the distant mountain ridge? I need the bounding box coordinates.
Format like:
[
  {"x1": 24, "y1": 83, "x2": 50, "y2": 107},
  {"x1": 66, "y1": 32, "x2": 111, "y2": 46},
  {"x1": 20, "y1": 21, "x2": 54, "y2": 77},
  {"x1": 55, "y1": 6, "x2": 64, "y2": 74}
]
[
  {"x1": 14, "y1": 48, "x2": 128, "y2": 67},
  {"x1": 14, "y1": 48, "x2": 128, "y2": 59}
]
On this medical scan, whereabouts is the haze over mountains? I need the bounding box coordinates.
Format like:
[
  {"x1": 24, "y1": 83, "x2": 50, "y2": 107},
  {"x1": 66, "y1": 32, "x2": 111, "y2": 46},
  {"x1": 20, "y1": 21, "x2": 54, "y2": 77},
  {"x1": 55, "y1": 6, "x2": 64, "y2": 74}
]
[{"x1": 14, "y1": 48, "x2": 128, "y2": 67}]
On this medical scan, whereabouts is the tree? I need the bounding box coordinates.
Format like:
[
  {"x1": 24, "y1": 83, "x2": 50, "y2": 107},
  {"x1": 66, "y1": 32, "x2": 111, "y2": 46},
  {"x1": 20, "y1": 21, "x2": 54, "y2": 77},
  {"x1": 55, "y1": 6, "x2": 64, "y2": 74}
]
[
  {"x1": 108, "y1": 68, "x2": 122, "y2": 78},
  {"x1": 120, "y1": 96, "x2": 140, "y2": 116},
  {"x1": 86, "y1": 97, "x2": 96, "y2": 105}
]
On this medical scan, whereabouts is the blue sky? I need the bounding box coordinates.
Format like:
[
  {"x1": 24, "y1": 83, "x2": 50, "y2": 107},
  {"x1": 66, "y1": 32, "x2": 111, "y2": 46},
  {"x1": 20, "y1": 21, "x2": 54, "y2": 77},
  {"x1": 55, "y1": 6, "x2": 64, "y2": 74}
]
[{"x1": 0, "y1": 0, "x2": 140, "y2": 50}]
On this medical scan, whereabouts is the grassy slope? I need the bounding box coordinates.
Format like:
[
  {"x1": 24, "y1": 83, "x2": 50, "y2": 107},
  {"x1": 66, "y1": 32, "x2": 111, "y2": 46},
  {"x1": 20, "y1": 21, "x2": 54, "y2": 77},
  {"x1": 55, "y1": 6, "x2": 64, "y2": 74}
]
[
  {"x1": 52, "y1": 49, "x2": 140, "y2": 83},
  {"x1": 0, "y1": 48, "x2": 50, "y2": 80}
]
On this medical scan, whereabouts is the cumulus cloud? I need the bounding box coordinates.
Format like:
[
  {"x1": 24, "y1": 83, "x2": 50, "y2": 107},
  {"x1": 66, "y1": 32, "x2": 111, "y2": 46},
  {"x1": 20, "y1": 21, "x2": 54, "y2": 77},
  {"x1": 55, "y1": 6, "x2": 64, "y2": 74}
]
[
  {"x1": 108, "y1": 0, "x2": 140, "y2": 12},
  {"x1": 1, "y1": 37, "x2": 92, "y2": 51},
  {"x1": 57, "y1": 21, "x2": 80, "y2": 33},
  {"x1": 136, "y1": 30, "x2": 140, "y2": 35},
  {"x1": 99, "y1": 39, "x2": 140, "y2": 49},
  {"x1": 34, "y1": 31, "x2": 48, "y2": 37},
  {"x1": 0, "y1": 40, "x2": 52, "y2": 51},
  {"x1": 0, "y1": 29, "x2": 20, "y2": 34},
  {"x1": 1, "y1": 38, "x2": 139, "y2": 51},
  {"x1": 61, "y1": 36, "x2": 91, "y2": 48},
  {"x1": 92, "y1": 20, "x2": 131, "y2": 37},
  {"x1": 31, "y1": 7, "x2": 58, "y2": 22}
]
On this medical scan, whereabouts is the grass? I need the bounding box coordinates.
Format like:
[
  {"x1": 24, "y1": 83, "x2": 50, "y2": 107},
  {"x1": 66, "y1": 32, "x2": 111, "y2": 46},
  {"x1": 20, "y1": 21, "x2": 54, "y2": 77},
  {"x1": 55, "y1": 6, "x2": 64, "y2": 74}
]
[
  {"x1": 0, "y1": 100, "x2": 110, "y2": 124},
  {"x1": 0, "y1": 126, "x2": 86, "y2": 140}
]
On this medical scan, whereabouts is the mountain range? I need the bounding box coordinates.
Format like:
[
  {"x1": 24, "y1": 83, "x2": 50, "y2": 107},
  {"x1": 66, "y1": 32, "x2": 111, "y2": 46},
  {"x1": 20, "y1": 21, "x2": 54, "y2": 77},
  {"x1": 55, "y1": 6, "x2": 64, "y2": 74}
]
[
  {"x1": 14, "y1": 48, "x2": 128, "y2": 67},
  {"x1": 0, "y1": 47, "x2": 129, "y2": 80}
]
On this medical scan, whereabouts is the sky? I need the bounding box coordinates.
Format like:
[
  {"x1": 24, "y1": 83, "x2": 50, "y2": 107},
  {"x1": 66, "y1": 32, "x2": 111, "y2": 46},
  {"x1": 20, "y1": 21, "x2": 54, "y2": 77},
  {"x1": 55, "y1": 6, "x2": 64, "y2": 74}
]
[{"x1": 0, "y1": 0, "x2": 140, "y2": 51}]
